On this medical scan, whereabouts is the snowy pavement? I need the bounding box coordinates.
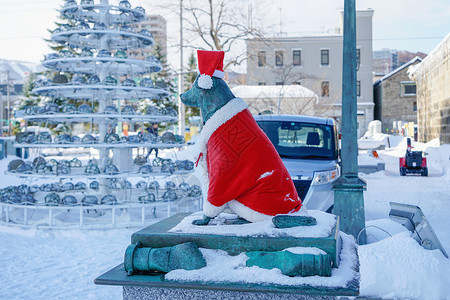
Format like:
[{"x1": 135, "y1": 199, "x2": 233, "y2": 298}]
[{"x1": 1, "y1": 138, "x2": 449, "y2": 299}]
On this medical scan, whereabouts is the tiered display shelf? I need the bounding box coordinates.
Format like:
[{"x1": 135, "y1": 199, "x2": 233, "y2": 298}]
[{"x1": 1, "y1": 0, "x2": 201, "y2": 228}]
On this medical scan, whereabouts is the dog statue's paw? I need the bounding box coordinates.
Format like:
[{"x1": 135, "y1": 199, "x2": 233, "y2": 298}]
[
  {"x1": 272, "y1": 215, "x2": 317, "y2": 228},
  {"x1": 192, "y1": 215, "x2": 213, "y2": 226},
  {"x1": 225, "y1": 217, "x2": 251, "y2": 225}
]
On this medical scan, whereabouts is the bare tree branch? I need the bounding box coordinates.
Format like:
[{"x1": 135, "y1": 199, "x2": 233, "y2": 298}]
[
  {"x1": 178, "y1": 0, "x2": 270, "y2": 70},
  {"x1": 188, "y1": 0, "x2": 215, "y2": 49}
]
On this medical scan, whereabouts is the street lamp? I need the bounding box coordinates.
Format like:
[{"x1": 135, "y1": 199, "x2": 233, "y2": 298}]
[{"x1": 332, "y1": 0, "x2": 367, "y2": 244}]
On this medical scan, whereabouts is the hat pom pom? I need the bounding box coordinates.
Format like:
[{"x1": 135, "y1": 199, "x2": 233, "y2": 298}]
[{"x1": 198, "y1": 74, "x2": 213, "y2": 89}]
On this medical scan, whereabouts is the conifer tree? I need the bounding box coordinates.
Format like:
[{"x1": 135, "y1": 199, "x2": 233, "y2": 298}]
[
  {"x1": 184, "y1": 51, "x2": 200, "y2": 118},
  {"x1": 45, "y1": 14, "x2": 78, "y2": 54},
  {"x1": 184, "y1": 51, "x2": 197, "y2": 91},
  {"x1": 149, "y1": 42, "x2": 177, "y2": 111}
]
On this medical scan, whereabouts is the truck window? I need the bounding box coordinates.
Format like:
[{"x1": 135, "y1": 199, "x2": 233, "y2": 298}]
[{"x1": 257, "y1": 121, "x2": 337, "y2": 160}]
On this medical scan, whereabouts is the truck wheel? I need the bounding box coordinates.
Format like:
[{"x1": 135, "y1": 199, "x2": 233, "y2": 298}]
[
  {"x1": 421, "y1": 168, "x2": 428, "y2": 177},
  {"x1": 400, "y1": 167, "x2": 406, "y2": 176}
]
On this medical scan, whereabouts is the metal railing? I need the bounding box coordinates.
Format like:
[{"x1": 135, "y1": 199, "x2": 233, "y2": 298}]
[{"x1": 0, "y1": 197, "x2": 201, "y2": 229}]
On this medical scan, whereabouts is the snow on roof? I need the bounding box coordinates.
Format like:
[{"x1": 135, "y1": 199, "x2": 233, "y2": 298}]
[
  {"x1": 374, "y1": 56, "x2": 423, "y2": 86},
  {"x1": 231, "y1": 85, "x2": 318, "y2": 100},
  {"x1": 0, "y1": 59, "x2": 40, "y2": 83},
  {"x1": 408, "y1": 32, "x2": 450, "y2": 78}
]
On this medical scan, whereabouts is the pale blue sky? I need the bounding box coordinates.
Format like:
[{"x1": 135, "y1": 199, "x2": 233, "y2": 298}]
[{"x1": 0, "y1": 0, "x2": 448, "y2": 67}]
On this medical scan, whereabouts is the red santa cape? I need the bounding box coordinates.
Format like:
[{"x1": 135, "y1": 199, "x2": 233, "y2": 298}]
[{"x1": 195, "y1": 98, "x2": 302, "y2": 222}]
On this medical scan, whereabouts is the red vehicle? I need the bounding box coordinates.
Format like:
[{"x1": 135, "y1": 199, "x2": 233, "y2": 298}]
[{"x1": 399, "y1": 138, "x2": 428, "y2": 176}]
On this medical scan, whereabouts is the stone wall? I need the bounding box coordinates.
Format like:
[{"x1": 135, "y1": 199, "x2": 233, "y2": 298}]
[{"x1": 410, "y1": 34, "x2": 450, "y2": 144}]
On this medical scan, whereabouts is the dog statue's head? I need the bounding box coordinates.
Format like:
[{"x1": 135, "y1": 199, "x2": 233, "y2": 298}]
[
  {"x1": 180, "y1": 50, "x2": 235, "y2": 123},
  {"x1": 180, "y1": 76, "x2": 235, "y2": 123}
]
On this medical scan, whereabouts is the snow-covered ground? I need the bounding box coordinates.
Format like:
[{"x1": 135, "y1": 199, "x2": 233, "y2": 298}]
[{"x1": 0, "y1": 137, "x2": 449, "y2": 299}]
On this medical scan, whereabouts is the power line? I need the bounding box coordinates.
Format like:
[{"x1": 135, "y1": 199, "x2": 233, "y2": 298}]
[
  {"x1": 0, "y1": 0, "x2": 57, "y2": 6},
  {"x1": 372, "y1": 36, "x2": 445, "y2": 41},
  {"x1": 0, "y1": 36, "x2": 46, "y2": 40},
  {"x1": 281, "y1": 32, "x2": 445, "y2": 41},
  {"x1": 0, "y1": 8, "x2": 58, "y2": 13}
]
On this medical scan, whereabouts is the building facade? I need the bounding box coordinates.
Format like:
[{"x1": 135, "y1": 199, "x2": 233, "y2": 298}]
[
  {"x1": 373, "y1": 57, "x2": 422, "y2": 133},
  {"x1": 245, "y1": 10, "x2": 374, "y2": 138},
  {"x1": 130, "y1": 15, "x2": 167, "y2": 59},
  {"x1": 409, "y1": 34, "x2": 450, "y2": 144},
  {"x1": 373, "y1": 48, "x2": 399, "y2": 75}
]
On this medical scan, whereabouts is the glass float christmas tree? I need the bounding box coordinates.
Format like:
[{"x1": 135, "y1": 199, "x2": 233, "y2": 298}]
[{"x1": 1, "y1": 0, "x2": 201, "y2": 228}]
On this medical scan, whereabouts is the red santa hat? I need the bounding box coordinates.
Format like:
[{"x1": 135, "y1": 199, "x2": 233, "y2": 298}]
[{"x1": 197, "y1": 50, "x2": 225, "y2": 89}]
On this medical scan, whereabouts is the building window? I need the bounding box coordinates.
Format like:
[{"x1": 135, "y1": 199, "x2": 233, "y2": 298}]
[
  {"x1": 275, "y1": 81, "x2": 284, "y2": 85},
  {"x1": 258, "y1": 82, "x2": 266, "y2": 86},
  {"x1": 321, "y1": 81, "x2": 330, "y2": 97},
  {"x1": 357, "y1": 81, "x2": 361, "y2": 97},
  {"x1": 404, "y1": 84, "x2": 416, "y2": 95},
  {"x1": 258, "y1": 51, "x2": 266, "y2": 67},
  {"x1": 321, "y1": 49, "x2": 329, "y2": 66},
  {"x1": 401, "y1": 82, "x2": 417, "y2": 96},
  {"x1": 293, "y1": 81, "x2": 301, "y2": 85},
  {"x1": 275, "y1": 50, "x2": 284, "y2": 66},
  {"x1": 293, "y1": 50, "x2": 301, "y2": 66},
  {"x1": 356, "y1": 49, "x2": 360, "y2": 71},
  {"x1": 413, "y1": 102, "x2": 417, "y2": 112}
]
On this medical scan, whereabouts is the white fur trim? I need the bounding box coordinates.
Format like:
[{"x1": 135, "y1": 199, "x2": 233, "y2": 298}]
[
  {"x1": 203, "y1": 198, "x2": 228, "y2": 218},
  {"x1": 212, "y1": 69, "x2": 224, "y2": 78},
  {"x1": 196, "y1": 69, "x2": 224, "y2": 79},
  {"x1": 228, "y1": 200, "x2": 272, "y2": 222},
  {"x1": 198, "y1": 74, "x2": 213, "y2": 89}
]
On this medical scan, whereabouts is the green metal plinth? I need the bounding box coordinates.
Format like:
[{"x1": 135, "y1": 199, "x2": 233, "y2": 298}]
[
  {"x1": 95, "y1": 213, "x2": 360, "y2": 297},
  {"x1": 130, "y1": 213, "x2": 341, "y2": 267},
  {"x1": 246, "y1": 251, "x2": 332, "y2": 277},
  {"x1": 332, "y1": 176, "x2": 367, "y2": 245},
  {"x1": 124, "y1": 242, "x2": 206, "y2": 275}
]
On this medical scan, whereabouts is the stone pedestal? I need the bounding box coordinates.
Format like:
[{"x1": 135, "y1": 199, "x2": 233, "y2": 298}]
[{"x1": 123, "y1": 286, "x2": 343, "y2": 300}]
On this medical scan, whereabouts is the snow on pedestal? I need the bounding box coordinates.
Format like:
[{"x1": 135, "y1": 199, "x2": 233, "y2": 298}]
[{"x1": 169, "y1": 211, "x2": 336, "y2": 238}]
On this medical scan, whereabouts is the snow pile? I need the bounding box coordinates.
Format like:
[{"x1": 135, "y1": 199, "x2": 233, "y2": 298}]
[
  {"x1": 363, "y1": 218, "x2": 408, "y2": 244},
  {"x1": 359, "y1": 231, "x2": 450, "y2": 299},
  {"x1": 358, "y1": 150, "x2": 384, "y2": 167},
  {"x1": 358, "y1": 133, "x2": 407, "y2": 150},
  {"x1": 0, "y1": 226, "x2": 137, "y2": 300},
  {"x1": 358, "y1": 141, "x2": 450, "y2": 299},
  {"x1": 375, "y1": 137, "x2": 447, "y2": 177},
  {"x1": 358, "y1": 132, "x2": 388, "y2": 150},
  {"x1": 166, "y1": 232, "x2": 358, "y2": 288},
  {"x1": 169, "y1": 210, "x2": 336, "y2": 238},
  {"x1": 284, "y1": 247, "x2": 326, "y2": 255}
]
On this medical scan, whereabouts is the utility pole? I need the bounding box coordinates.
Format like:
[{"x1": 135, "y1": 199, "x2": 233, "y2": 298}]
[
  {"x1": 279, "y1": 8, "x2": 282, "y2": 36},
  {"x1": 6, "y1": 70, "x2": 11, "y2": 136},
  {"x1": 0, "y1": 92, "x2": 3, "y2": 137},
  {"x1": 332, "y1": 0, "x2": 367, "y2": 244},
  {"x1": 178, "y1": 0, "x2": 185, "y2": 136}
]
